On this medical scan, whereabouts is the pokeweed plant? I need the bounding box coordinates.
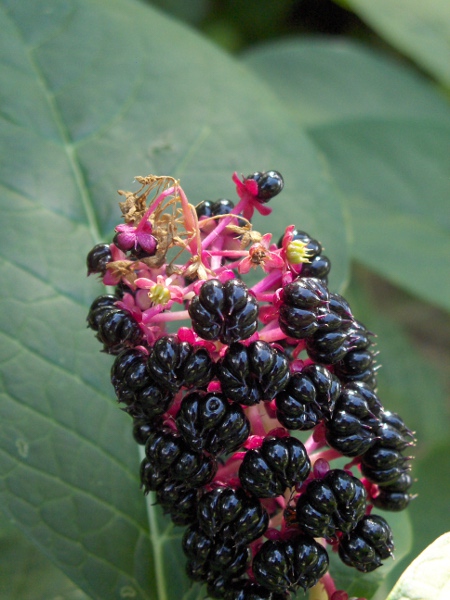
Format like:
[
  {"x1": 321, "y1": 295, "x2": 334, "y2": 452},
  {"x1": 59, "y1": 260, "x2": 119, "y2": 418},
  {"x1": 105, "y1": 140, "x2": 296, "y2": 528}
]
[
  {"x1": 85, "y1": 169, "x2": 416, "y2": 600},
  {"x1": 0, "y1": 0, "x2": 449, "y2": 599}
]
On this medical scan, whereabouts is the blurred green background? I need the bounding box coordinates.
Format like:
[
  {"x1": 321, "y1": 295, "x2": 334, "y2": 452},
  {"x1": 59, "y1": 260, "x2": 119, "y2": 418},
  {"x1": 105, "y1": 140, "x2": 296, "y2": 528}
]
[{"x1": 0, "y1": 0, "x2": 449, "y2": 598}]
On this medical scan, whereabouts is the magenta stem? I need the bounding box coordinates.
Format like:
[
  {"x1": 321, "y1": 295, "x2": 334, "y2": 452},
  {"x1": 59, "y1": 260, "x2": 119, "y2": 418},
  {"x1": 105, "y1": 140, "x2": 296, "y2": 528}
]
[
  {"x1": 149, "y1": 309, "x2": 190, "y2": 323},
  {"x1": 215, "y1": 457, "x2": 241, "y2": 481},
  {"x1": 201, "y1": 197, "x2": 248, "y2": 250},
  {"x1": 137, "y1": 186, "x2": 176, "y2": 227},
  {"x1": 309, "y1": 448, "x2": 343, "y2": 463},
  {"x1": 303, "y1": 433, "x2": 328, "y2": 454},
  {"x1": 320, "y1": 572, "x2": 337, "y2": 599},
  {"x1": 247, "y1": 405, "x2": 268, "y2": 436},
  {"x1": 251, "y1": 269, "x2": 282, "y2": 294},
  {"x1": 258, "y1": 326, "x2": 287, "y2": 343}
]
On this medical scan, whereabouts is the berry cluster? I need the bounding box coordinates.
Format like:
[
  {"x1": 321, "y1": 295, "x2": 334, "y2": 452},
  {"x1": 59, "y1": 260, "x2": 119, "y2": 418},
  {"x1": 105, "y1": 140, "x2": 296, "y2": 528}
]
[{"x1": 86, "y1": 170, "x2": 415, "y2": 600}]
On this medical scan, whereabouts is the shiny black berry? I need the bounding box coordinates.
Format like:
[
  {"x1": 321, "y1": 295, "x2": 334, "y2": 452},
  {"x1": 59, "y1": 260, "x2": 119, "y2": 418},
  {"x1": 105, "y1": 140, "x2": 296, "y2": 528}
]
[
  {"x1": 188, "y1": 279, "x2": 258, "y2": 344},
  {"x1": 325, "y1": 386, "x2": 381, "y2": 457},
  {"x1": 301, "y1": 254, "x2": 331, "y2": 282},
  {"x1": 295, "y1": 469, "x2": 366, "y2": 538},
  {"x1": 197, "y1": 487, "x2": 268, "y2": 544},
  {"x1": 140, "y1": 427, "x2": 217, "y2": 492},
  {"x1": 217, "y1": 341, "x2": 290, "y2": 406},
  {"x1": 176, "y1": 391, "x2": 250, "y2": 455},
  {"x1": 196, "y1": 200, "x2": 215, "y2": 219},
  {"x1": 372, "y1": 471, "x2": 414, "y2": 511},
  {"x1": 146, "y1": 336, "x2": 213, "y2": 394},
  {"x1": 338, "y1": 514, "x2": 394, "y2": 572},
  {"x1": 96, "y1": 307, "x2": 143, "y2": 354},
  {"x1": 86, "y1": 243, "x2": 112, "y2": 275},
  {"x1": 253, "y1": 535, "x2": 328, "y2": 593},
  {"x1": 239, "y1": 436, "x2": 310, "y2": 498},
  {"x1": 278, "y1": 278, "x2": 329, "y2": 339},
  {"x1": 156, "y1": 481, "x2": 199, "y2": 525},
  {"x1": 87, "y1": 295, "x2": 117, "y2": 331},
  {"x1": 361, "y1": 445, "x2": 411, "y2": 485},
  {"x1": 275, "y1": 364, "x2": 341, "y2": 430},
  {"x1": 247, "y1": 170, "x2": 284, "y2": 202}
]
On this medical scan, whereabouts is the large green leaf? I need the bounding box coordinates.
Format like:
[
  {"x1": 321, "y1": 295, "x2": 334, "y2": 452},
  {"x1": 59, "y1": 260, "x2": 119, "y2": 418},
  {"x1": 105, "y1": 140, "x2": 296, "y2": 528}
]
[
  {"x1": 243, "y1": 38, "x2": 450, "y2": 127},
  {"x1": 311, "y1": 120, "x2": 450, "y2": 310},
  {"x1": 0, "y1": 0, "x2": 348, "y2": 598},
  {"x1": 343, "y1": 0, "x2": 450, "y2": 87},
  {"x1": 386, "y1": 532, "x2": 450, "y2": 600},
  {"x1": 242, "y1": 39, "x2": 450, "y2": 310},
  {"x1": 0, "y1": 518, "x2": 89, "y2": 600}
]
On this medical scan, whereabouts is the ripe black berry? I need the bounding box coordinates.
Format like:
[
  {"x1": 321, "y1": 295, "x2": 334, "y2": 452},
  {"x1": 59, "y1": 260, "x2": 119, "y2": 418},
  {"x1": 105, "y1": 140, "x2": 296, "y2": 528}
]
[
  {"x1": 176, "y1": 391, "x2": 250, "y2": 455},
  {"x1": 278, "y1": 278, "x2": 329, "y2": 339},
  {"x1": 146, "y1": 336, "x2": 213, "y2": 394},
  {"x1": 217, "y1": 341, "x2": 290, "y2": 406},
  {"x1": 140, "y1": 427, "x2": 217, "y2": 492},
  {"x1": 301, "y1": 254, "x2": 331, "y2": 282},
  {"x1": 239, "y1": 436, "x2": 310, "y2": 498},
  {"x1": 275, "y1": 364, "x2": 341, "y2": 430},
  {"x1": 197, "y1": 487, "x2": 268, "y2": 544},
  {"x1": 295, "y1": 469, "x2": 366, "y2": 538},
  {"x1": 87, "y1": 295, "x2": 117, "y2": 331},
  {"x1": 253, "y1": 535, "x2": 329, "y2": 593},
  {"x1": 188, "y1": 279, "x2": 258, "y2": 344},
  {"x1": 96, "y1": 307, "x2": 143, "y2": 354},
  {"x1": 86, "y1": 243, "x2": 112, "y2": 275},
  {"x1": 372, "y1": 471, "x2": 414, "y2": 511},
  {"x1": 247, "y1": 170, "x2": 284, "y2": 202},
  {"x1": 156, "y1": 481, "x2": 199, "y2": 525},
  {"x1": 361, "y1": 445, "x2": 410, "y2": 485},
  {"x1": 338, "y1": 514, "x2": 394, "y2": 572},
  {"x1": 325, "y1": 386, "x2": 381, "y2": 457}
]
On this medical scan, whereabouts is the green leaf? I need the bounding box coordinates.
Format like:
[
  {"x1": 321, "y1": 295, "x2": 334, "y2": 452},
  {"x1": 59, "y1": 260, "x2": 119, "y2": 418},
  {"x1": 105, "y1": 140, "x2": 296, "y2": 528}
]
[
  {"x1": 311, "y1": 119, "x2": 450, "y2": 310},
  {"x1": 386, "y1": 532, "x2": 450, "y2": 600},
  {"x1": 406, "y1": 442, "x2": 450, "y2": 571},
  {"x1": 343, "y1": 0, "x2": 450, "y2": 87},
  {"x1": 0, "y1": 518, "x2": 89, "y2": 600},
  {"x1": 0, "y1": 0, "x2": 348, "y2": 598},
  {"x1": 242, "y1": 39, "x2": 450, "y2": 310},
  {"x1": 243, "y1": 38, "x2": 450, "y2": 127}
]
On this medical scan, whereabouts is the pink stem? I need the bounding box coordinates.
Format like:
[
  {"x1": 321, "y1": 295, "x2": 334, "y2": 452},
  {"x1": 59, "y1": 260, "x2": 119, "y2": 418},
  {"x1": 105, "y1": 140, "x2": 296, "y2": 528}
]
[
  {"x1": 320, "y1": 572, "x2": 337, "y2": 599},
  {"x1": 254, "y1": 292, "x2": 276, "y2": 303},
  {"x1": 251, "y1": 269, "x2": 282, "y2": 294},
  {"x1": 303, "y1": 433, "x2": 328, "y2": 454},
  {"x1": 137, "y1": 186, "x2": 176, "y2": 227},
  {"x1": 309, "y1": 448, "x2": 343, "y2": 463},
  {"x1": 247, "y1": 405, "x2": 268, "y2": 436},
  {"x1": 215, "y1": 457, "x2": 241, "y2": 481},
  {"x1": 149, "y1": 309, "x2": 190, "y2": 323},
  {"x1": 258, "y1": 326, "x2": 287, "y2": 343},
  {"x1": 201, "y1": 197, "x2": 248, "y2": 250}
]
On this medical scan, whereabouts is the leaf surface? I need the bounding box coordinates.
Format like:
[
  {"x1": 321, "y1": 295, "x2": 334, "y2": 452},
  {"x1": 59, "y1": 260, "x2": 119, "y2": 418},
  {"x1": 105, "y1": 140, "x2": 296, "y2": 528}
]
[
  {"x1": 243, "y1": 39, "x2": 450, "y2": 309},
  {"x1": 386, "y1": 532, "x2": 450, "y2": 600},
  {"x1": 0, "y1": 0, "x2": 347, "y2": 598},
  {"x1": 344, "y1": 0, "x2": 450, "y2": 86},
  {"x1": 243, "y1": 38, "x2": 450, "y2": 127}
]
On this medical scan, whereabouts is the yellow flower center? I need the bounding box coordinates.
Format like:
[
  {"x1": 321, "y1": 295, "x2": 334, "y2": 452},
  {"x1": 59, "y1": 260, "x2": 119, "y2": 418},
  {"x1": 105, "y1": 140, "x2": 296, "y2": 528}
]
[
  {"x1": 286, "y1": 240, "x2": 312, "y2": 264},
  {"x1": 148, "y1": 283, "x2": 171, "y2": 305}
]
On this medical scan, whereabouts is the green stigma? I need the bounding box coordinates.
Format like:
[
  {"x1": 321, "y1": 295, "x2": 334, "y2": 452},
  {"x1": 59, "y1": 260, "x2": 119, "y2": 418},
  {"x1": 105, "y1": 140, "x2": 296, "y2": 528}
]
[
  {"x1": 286, "y1": 240, "x2": 312, "y2": 264},
  {"x1": 149, "y1": 283, "x2": 171, "y2": 305}
]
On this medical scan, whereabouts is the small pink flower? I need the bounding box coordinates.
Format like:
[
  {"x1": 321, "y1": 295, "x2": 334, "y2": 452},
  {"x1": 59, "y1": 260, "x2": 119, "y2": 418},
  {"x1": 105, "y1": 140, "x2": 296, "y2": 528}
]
[
  {"x1": 232, "y1": 172, "x2": 273, "y2": 221},
  {"x1": 238, "y1": 233, "x2": 284, "y2": 274},
  {"x1": 134, "y1": 275, "x2": 185, "y2": 306},
  {"x1": 115, "y1": 211, "x2": 157, "y2": 254}
]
